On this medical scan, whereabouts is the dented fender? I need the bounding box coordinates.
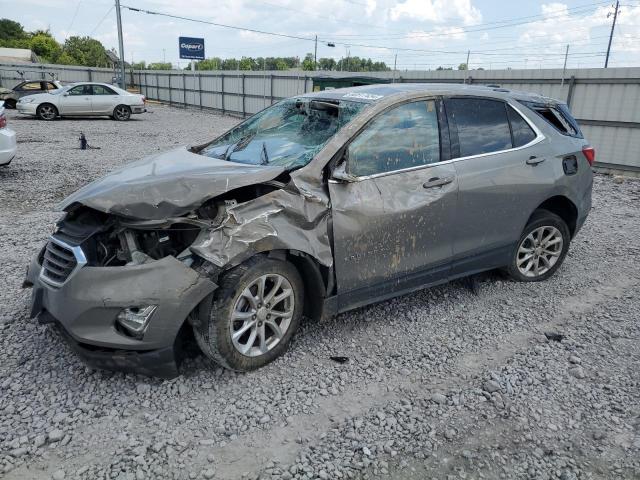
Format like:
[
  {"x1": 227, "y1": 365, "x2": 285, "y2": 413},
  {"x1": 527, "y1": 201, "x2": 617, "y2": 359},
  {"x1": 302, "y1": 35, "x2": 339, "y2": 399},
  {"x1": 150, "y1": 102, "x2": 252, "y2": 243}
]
[{"x1": 191, "y1": 177, "x2": 333, "y2": 268}]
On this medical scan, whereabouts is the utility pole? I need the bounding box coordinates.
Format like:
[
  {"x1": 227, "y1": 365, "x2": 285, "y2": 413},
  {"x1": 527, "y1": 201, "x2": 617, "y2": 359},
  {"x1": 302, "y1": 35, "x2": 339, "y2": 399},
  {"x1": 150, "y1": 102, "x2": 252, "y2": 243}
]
[
  {"x1": 162, "y1": 48, "x2": 166, "y2": 63},
  {"x1": 561, "y1": 44, "x2": 569, "y2": 86},
  {"x1": 605, "y1": 0, "x2": 619, "y2": 68},
  {"x1": 314, "y1": 35, "x2": 318, "y2": 71},
  {"x1": 115, "y1": 0, "x2": 126, "y2": 89},
  {"x1": 466, "y1": 49, "x2": 470, "y2": 70}
]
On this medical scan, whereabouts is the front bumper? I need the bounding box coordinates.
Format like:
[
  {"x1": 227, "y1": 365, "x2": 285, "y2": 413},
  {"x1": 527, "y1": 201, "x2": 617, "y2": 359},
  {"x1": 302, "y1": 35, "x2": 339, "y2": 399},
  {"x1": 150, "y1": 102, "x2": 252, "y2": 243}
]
[
  {"x1": 17, "y1": 102, "x2": 37, "y2": 115},
  {"x1": 26, "y1": 251, "x2": 217, "y2": 377}
]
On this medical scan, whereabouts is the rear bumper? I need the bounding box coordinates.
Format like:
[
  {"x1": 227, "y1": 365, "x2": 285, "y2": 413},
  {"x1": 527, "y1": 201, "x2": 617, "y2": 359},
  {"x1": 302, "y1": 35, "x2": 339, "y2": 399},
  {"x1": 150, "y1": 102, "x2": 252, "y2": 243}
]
[
  {"x1": 0, "y1": 128, "x2": 16, "y2": 165},
  {"x1": 131, "y1": 106, "x2": 146, "y2": 114},
  {"x1": 26, "y1": 249, "x2": 217, "y2": 377}
]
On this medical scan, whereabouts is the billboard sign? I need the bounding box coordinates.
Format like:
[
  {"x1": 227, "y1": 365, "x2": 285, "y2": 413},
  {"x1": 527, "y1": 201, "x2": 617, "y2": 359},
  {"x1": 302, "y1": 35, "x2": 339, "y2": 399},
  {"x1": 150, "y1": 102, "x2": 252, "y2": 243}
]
[{"x1": 179, "y1": 37, "x2": 205, "y2": 60}]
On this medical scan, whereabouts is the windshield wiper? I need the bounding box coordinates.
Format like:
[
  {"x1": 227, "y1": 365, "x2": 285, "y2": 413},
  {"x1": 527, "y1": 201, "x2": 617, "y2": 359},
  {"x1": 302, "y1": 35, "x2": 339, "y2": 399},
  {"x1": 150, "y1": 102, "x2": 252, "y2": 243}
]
[
  {"x1": 222, "y1": 132, "x2": 257, "y2": 161},
  {"x1": 260, "y1": 141, "x2": 269, "y2": 165}
]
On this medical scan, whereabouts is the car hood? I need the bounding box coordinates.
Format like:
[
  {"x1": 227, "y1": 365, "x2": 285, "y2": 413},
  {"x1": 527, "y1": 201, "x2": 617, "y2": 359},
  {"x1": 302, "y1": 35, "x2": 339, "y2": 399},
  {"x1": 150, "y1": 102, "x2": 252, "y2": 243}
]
[{"x1": 57, "y1": 147, "x2": 286, "y2": 219}]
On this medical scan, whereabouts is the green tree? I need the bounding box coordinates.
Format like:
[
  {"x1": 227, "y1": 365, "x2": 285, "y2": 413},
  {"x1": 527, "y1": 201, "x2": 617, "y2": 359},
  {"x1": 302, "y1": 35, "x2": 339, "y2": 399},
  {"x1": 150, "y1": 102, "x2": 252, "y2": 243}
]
[
  {"x1": 131, "y1": 61, "x2": 146, "y2": 70},
  {"x1": 302, "y1": 53, "x2": 315, "y2": 71},
  {"x1": 458, "y1": 63, "x2": 468, "y2": 70},
  {"x1": 147, "y1": 62, "x2": 172, "y2": 70},
  {"x1": 0, "y1": 19, "x2": 27, "y2": 42},
  {"x1": 29, "y1": 32, "x2": 61, "y2": 62},
  {"x1": 63, "y1": 36, "x2": 110, "y2": 67}
]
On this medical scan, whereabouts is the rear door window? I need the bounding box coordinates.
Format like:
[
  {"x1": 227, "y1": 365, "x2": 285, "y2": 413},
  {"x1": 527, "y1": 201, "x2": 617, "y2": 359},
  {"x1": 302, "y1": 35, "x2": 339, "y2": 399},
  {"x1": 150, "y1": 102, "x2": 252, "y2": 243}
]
[
  {"x1": 20, "y1": 82, "x2": 42, "y2": 91},
  {"x1": 92, "y1": 85, "x2": 117, "y2": 95},
  {"x1": 445, "y1": 98, "x2": 512, "y2": 157},
  {"x1": 507, "y1": 105, "x2": 537, "y2": 147},
  {"x1": 347, "y1": 100, "x2": 441, "y2": 176}
]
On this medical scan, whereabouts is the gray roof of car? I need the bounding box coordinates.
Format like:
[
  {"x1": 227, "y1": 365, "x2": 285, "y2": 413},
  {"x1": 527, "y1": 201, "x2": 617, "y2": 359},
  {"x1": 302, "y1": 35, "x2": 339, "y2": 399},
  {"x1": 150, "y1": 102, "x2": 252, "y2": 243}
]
[{"x1": 301, "y1": 83, "x2": 555, "y2": 104}]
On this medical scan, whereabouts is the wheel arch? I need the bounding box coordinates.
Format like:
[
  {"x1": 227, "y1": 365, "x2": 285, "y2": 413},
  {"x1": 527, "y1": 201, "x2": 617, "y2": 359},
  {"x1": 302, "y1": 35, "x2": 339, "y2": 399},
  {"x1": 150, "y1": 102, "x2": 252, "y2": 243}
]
[
  {"x1": 202, "y1": 249, "x2": 332, "y2": 322},
  {"x1": 528, "y1": 195, "x2": 578, "y2": 238}
]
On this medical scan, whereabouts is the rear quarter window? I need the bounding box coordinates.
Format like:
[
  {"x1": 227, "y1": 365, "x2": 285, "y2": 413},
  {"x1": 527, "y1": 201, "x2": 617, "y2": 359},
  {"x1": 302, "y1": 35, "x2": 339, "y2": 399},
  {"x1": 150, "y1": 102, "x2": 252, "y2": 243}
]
[{"x1": 520, "y1": 101, "x2": 583, "y2": 138}]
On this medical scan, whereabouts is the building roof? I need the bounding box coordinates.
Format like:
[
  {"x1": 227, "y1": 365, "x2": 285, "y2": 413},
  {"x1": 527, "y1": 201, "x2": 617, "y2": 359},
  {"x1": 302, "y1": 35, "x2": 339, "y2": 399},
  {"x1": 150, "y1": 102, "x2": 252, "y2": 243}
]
[{"x1": 0, "y1": 48, "x2": 38, "y2": 64}]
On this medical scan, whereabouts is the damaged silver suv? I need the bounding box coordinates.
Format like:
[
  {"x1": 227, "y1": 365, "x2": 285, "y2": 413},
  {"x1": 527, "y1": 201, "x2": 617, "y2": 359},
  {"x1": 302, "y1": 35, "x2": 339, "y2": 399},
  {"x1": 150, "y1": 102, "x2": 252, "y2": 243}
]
[{"x1": 24, "y1": 84, "x2": 593, "y2": 377}]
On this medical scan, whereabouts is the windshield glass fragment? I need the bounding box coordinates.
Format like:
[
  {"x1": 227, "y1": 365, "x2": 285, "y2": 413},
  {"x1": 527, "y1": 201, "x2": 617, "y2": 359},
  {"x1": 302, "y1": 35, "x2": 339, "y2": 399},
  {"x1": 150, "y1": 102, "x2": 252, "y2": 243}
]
[{"x1": 199, "y1": 98, "x2": 368, "y2": 170}]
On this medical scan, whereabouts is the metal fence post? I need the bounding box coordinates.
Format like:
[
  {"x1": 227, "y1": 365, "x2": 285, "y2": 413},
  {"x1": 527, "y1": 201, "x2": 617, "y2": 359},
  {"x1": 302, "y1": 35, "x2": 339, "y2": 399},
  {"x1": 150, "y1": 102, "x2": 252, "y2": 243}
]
[
  {"x1": 88, "y1": 68, "x2": 92, "y2": 82},
  {"x1": 155, "y1": 72, "x2": 160, "y2": 101},
  {"x1": 566, "y1": 76, "x2": 576, "y2": 108},
  {"x1": 221, "y1": 74, "x2": 225, "y2": 115},
  {"x1": 183, "y1": 73, "x2": 187, "y2": 107},
  {"x1": 241, "y1": 74, "x2": 246, "y2": 117},
  {"x1": 269, "y1": 74, "x2": 273, "y2": 105},
  {"x1": 198, "y1": 73, "x2": 202, "y2": 109}
]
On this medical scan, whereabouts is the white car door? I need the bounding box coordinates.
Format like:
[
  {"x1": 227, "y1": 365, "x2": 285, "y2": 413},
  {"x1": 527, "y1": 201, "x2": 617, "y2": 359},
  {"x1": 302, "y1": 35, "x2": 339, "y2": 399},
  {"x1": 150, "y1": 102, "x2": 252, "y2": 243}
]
[
  {"x1": 59, "y1": 85, "x2": 93, "y2": 115},
  {"x1": 90, "y1": 85, "x2": 120, "y2": 115}
]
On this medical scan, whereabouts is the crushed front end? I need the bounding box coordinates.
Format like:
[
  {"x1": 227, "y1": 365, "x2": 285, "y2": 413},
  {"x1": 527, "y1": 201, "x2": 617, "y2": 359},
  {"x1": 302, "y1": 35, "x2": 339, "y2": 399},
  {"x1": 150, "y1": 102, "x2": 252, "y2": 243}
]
[{"x1": 24, "y1": 207, "x2": 217, "y2": 378}]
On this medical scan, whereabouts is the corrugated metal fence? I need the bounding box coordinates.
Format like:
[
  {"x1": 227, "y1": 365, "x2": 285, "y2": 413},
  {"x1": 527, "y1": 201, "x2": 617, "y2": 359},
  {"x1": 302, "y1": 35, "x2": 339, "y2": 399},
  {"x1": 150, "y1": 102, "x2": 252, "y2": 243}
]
[{"x1": 1, "y1": 62, "x2": 639, "y2": 171}]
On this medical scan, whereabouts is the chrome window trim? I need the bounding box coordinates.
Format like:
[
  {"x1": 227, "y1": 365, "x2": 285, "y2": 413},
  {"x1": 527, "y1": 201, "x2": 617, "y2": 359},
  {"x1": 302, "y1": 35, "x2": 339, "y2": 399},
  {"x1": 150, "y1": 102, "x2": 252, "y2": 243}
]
[
  {"x1": 329, "y1": 99, "x2": 545, "y2": 183},
  {"x1": 39, "y1": 236, "x2": 87, "y2": 288}
]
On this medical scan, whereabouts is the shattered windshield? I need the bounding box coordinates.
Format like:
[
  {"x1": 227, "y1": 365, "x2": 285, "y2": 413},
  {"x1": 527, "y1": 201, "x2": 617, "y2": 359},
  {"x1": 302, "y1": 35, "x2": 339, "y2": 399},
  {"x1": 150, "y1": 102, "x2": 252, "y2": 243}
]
[{"x1": 199, "y1": 97, "x2": 368, "y2": 170}]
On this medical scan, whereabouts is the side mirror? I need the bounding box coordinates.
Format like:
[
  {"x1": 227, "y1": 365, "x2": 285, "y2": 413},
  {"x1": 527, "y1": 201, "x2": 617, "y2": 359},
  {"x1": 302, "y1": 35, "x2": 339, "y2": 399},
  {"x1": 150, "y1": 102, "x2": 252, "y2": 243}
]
[{"x1": 331, "y1": 159, "x2": 357, "y2": 183}]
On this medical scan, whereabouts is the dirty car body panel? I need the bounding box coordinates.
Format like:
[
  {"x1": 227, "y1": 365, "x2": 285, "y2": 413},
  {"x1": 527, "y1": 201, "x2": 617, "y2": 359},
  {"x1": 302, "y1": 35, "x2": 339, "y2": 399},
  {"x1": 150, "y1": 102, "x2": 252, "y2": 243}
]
[{"x1": 25, "y1": 83, "x2": 593, "y2": 376}]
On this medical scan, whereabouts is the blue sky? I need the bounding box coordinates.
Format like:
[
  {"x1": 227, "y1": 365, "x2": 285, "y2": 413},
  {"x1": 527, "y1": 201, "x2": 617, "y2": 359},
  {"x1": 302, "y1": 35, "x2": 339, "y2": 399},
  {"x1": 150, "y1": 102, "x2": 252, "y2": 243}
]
[{"x1": 10, "y1": 0, "x2": 640, "y2": 70}]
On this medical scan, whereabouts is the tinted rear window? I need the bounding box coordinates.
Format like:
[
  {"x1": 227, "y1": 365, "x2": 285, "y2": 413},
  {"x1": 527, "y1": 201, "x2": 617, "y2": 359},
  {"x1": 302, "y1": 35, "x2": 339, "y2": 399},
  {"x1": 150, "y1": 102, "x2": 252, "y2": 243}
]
[
  {"x1": 445, "y1": 98, "x2": 512, "y2": 157},
  {"x1": 507, "y1": 105, "x2": 537, "y2": 147}
]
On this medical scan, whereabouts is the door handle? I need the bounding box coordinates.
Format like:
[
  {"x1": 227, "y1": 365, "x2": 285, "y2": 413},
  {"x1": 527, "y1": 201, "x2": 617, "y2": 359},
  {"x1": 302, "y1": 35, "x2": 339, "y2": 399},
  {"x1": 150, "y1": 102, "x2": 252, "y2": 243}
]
[
  {"x1": 526, "y1": 156, "x2": 546, "y2": 166},
  {"x1": 423, "y1": 176, "x2": 454, "y2": 188}
]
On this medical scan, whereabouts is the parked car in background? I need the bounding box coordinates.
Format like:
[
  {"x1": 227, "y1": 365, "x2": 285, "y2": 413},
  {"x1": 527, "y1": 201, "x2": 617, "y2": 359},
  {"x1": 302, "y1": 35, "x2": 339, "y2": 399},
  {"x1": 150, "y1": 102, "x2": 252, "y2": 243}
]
[
  {"x1": 17, "y1": 82, "x2": 146, "y2": 121},
  {"x1": 24, "y1": 84, "x2": 593, "y2": 377},
  {"x1": 1, "y1": 80, "x2": 64, "y2": 109},
  {"x1": 0, "y1": 102, "x2": 17, "y2": 166}
]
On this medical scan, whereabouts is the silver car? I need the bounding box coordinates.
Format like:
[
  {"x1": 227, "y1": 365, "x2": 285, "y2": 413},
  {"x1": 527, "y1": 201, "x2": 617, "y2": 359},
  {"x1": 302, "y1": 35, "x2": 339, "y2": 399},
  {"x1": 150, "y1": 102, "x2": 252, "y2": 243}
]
[
  {"x1": 1, "y1": 80, "x2": 64, "y2": 109},
  {"x1": 17, "y1": 82, "x2": 146, "y2": 121},
  {"x1": 24, "y1": 84, "x2": 593, "y2": 377}
]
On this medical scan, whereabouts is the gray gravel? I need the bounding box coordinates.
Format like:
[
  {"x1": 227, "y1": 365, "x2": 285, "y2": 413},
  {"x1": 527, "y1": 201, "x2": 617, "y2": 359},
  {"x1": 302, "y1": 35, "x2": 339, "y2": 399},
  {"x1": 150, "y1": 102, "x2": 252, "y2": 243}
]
[{"x1": 1, "y1": 105, "x2": 639, "y2": 480}]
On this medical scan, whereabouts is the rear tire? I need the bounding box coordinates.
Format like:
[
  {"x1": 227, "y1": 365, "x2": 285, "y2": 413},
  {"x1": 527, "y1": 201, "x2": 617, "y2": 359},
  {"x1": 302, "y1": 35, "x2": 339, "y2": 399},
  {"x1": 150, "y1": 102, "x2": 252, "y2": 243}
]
[
  {"x1": 112, "y1": 104, "x2": 131, "y2": 121},
  {"x1": 507, "y1": 209, "x2": 570, "y2": 282},
  {"x1": 193, "y1": 256, "x2": 304, "y2": 371},
  {"x1": 36, "y1": 103, "x2": 58, "y2": 120}
]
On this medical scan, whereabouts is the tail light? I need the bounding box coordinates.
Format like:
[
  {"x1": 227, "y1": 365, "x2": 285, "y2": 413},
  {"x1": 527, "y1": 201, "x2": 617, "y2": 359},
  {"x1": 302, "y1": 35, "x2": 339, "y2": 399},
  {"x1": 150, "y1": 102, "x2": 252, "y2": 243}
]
[
  {"x1": 142, "y1": 96, "x2": 146, "y2": 104},
  {"x1": 582, "y1": 146, "x2": 595, "y2": 166},
  {"x1": 0, "y1": 114, "x2": 6, "y2": 129}
]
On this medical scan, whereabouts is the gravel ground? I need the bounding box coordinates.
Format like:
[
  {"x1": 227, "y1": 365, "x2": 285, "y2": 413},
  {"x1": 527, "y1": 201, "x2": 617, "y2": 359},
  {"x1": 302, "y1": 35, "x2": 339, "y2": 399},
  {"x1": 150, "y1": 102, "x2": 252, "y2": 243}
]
[{"x1": 0, "y1": 105, "x2": 639, "y2": 480}]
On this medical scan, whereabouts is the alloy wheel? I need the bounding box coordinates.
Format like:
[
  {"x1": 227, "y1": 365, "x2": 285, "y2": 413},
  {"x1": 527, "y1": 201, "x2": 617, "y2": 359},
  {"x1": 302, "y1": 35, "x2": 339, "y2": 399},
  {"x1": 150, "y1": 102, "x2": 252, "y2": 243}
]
[
  {"x1": 39, "y1": 105, "x2": 56, "y2": 120},
  {"x1": 114, "y1": 106, "x2": 130, "y2": 120},
  {"x1": 230, "y1": 273, "x2": 295, "y2": 357},
  {"x1": 516, "y1": 226, "x2": 564, "y2": 278}
]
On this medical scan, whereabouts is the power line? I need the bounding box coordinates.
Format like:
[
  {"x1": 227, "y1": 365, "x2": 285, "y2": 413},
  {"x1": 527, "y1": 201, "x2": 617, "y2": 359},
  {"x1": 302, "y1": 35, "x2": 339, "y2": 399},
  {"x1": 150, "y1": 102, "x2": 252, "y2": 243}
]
[
  {"x1": 120, "y1": 4, "x2": 611, "y2": 58},
  {"x1": 90, "y1": 5, "x2": 114, "y2": 36},
  {"x1": 318, "y1": 0, "x2": 613, "y2": 39}
]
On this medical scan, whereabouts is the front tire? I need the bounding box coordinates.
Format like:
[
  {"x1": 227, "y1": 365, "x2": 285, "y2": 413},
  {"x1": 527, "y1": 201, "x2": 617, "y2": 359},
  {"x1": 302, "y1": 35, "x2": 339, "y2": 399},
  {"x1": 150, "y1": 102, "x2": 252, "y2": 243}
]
[
  {"x1": 112, "y1": 104, "x2": 131, "y2": 121},
  {"x1": 4, "y1": 99, "x2": 16, "y2": 109},
  {"x1": 193, "y1": 256, "x2": 304, "y2": 371},
  {"x1": 507, "y1": 209, "x2": 570, "y2": 282},
  {"x1": 36, "y1": 103, "x2": 58, "y2": 120}
]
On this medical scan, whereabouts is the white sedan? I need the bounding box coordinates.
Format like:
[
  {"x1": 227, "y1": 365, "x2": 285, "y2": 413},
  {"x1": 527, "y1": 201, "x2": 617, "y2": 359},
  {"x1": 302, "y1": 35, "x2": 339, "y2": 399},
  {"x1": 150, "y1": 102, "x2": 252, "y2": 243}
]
[
  {"x1": 17, "y1": 82, "x2": 146, "y2": 121},
  {"x1": 0, "y1": 102, "x2": 17, "y2": 166}
]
